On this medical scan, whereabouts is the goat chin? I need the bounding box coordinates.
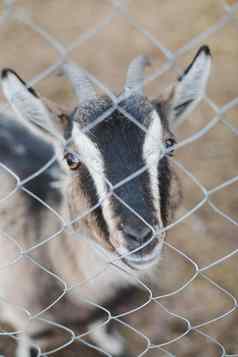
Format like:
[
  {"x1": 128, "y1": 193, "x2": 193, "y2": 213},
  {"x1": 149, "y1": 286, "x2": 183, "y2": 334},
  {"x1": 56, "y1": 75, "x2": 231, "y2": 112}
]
[{"x1": 84, "y1": 229, "x2": 164, "y2": 270}]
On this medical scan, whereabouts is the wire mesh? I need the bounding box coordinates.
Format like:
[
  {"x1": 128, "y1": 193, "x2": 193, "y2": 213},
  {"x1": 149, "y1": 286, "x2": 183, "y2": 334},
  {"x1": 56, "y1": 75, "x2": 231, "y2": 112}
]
[{"x1": 0, "y1": 0, "x2": 237, "y2": 356}]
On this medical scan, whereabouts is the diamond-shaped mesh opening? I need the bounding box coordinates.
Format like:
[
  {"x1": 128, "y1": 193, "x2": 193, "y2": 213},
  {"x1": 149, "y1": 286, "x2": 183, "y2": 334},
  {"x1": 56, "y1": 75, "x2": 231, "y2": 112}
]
[
  {"x1": 168, "y1": 202, "x2": 238, "y2": 268},
  {"x1": 14, "y1": 0, "x2": 113, "y2": 46},
  {"x1": 0, "y1": 21, "x2": 58, "y2": 79},
  {"x1": 157, "y1": 273, "x2": 235, "y2": 326},
  {"x1": 210, "y1": 181, "x2": 238, "y2": 222},
  {"x1": 175, "y1": 120, "x2": 238, "y2": 189},
  {"x1": 204, "y1": 250, "x2": 238, "y2": 299},
  {"x1": 127, "y1": 0, "x2": 225, "y2": 52},
  {"x1": 69, "y1": 14, "x2": 166, "y2": 93},
  {"x1": 200, "y1": 309, "x2": 238, "y2": 355},
  {"x1": 165, "y1": 329, "x2": 223, "y2": 356}
]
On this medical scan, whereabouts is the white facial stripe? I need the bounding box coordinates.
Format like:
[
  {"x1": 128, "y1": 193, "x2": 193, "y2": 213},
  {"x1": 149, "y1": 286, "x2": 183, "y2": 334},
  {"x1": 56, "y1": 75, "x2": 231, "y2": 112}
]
[
  {"x1": 73, "y1": 124, "x2": 117, "y2": 233},
  {"x1": 143, "y1": 110, "x2": 163, "y2": 225},
  {"x1": 73, "y1": 124, "x2": 107, "y2": 199}
]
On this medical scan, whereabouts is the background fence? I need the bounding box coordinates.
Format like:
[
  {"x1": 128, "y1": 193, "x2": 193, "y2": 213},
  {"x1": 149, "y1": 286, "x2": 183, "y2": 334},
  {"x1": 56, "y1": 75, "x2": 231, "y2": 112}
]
[{"x1": 0, "y1": 0, "x2": 238, "y2": 356}]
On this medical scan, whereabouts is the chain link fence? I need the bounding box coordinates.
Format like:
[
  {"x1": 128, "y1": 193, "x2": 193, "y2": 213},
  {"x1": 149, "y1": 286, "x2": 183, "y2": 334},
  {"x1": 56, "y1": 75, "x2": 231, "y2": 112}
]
[{"x1": 0, "y1": 0, "x2": 237, "y2": 356}]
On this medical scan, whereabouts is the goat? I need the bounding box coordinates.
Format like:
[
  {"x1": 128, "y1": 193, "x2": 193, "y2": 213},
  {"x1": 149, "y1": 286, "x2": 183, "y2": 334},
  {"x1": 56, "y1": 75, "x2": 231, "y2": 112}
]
[{"x1": 0, "y1": 45, "x2": 211, "y2": 357}]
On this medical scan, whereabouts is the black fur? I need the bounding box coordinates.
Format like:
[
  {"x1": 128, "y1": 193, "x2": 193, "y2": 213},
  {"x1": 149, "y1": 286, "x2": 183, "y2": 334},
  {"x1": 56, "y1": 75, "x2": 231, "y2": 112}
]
[
  {"x1": 30, "y1": 285, "x2": 138, "y2": 340},
  {"x1": 91, "y1": 111, "x2": 155, "y2": 225},
  {"x1": 78, "y1": 164, "x2": 110, "y2": 240},
  {"x1": 158, "y1": 156, "x2": 171, "y2": 226},
  {"x1": 0, "y1": 113, "x2": 62, "y2": 209},
  {"x1": 152, "y1": 100, "x2": 170, "y2": 131},
  {"x1": 30, "y1": 347, "x2": 39, "y2": 357},
  {"x1": 73, "y1": 94, "x2": 154, "y2": 128},
  {"x1": 149, "y1": 101, "x2": 173, "y2": 225}
]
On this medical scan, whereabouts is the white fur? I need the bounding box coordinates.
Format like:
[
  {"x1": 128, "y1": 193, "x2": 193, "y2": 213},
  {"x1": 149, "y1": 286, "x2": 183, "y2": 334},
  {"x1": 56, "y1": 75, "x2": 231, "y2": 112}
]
[
  {"x1": 72, "y1": 124, "x2": 116, "y2": 233},
  {"x1": 89, "y1": 319, "x2": 124, "y2": 356},
  {"x1": 1, "y1": 71, "x2": 63, "y2": 142},
  {"x1": 171, "y1": 49, "x2": 211, "y2": 127},
  {"x1": 69, "y1": 231, "x2": 139, "y2": 303},
  {"x1": 72, "y1": 124, "x2": 107, "y2": 199},
  {"x1": 16, "y1": 336, "x2": 33, "y2": 357},
  {"x1": 143, "y1": 110, "x2": 163, "y2": 226}
]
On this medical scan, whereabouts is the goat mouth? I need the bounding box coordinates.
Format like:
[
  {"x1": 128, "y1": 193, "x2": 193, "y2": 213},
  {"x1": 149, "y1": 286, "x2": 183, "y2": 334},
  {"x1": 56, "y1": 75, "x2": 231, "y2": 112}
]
[{"x1": 121, "y1": 238, "x2": 164, "y2": 270}]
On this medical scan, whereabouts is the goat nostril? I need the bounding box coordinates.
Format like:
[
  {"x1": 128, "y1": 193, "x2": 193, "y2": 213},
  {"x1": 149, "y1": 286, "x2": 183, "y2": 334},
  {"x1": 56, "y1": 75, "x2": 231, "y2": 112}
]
[
  {"x1": 143, "y1": 230, "x2": 153, "y2": 242},
  {"x1": 122, "y1": 225, "x2": 153, "y2": 242}
]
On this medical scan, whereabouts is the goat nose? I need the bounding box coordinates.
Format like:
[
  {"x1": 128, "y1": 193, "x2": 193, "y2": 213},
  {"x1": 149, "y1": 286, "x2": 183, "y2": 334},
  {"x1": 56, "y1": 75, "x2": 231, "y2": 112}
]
[{"x1": 122, "y1": 224, "x2": 152, "y2": 242}]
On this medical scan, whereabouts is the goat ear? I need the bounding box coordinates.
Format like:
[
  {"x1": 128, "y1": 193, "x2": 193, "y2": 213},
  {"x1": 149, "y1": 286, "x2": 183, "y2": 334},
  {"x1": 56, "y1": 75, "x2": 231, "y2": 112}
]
[
  {"x1": 164, "y1": 46, "x2": 211, "y2": 129},
  {"x1": 1, "y1": 69, "x2": 72, "y2": 143}
]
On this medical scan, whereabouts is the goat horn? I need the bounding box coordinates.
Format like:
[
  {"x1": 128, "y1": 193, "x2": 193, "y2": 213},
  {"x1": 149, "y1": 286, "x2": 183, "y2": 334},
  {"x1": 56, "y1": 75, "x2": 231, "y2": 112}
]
[
  {"x1": 125, "y1": 55, "x2": 151, "y2": 95},
  {"x1": 61, "y1": 62, "x2": 97, "y2": 104}
]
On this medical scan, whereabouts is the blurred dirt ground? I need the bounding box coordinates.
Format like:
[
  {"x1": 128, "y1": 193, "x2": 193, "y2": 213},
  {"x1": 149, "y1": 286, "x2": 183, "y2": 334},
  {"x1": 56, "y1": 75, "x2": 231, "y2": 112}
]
[{"x1": 0, "y1": 0, "x2": 238, "y2": 356}]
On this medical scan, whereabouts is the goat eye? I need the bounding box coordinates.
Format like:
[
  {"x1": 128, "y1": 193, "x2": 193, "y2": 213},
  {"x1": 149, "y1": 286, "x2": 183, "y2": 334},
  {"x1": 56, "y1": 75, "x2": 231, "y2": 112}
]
[
  {"x1": 64, "y1": 152, "x2": 81, "y2": 170},
  {"x1": 165, "y1": 138, "x2": 176, "y2": 156}
]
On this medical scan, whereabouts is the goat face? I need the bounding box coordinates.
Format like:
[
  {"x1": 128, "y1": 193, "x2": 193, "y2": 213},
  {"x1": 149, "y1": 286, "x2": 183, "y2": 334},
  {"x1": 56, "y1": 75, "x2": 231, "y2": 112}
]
[
  {"x1": 66, "y1": 95, "x2": 173, "y2": 269},
  {"x1": 1, "y1": 46, "x2": 211, "y2": 270}
]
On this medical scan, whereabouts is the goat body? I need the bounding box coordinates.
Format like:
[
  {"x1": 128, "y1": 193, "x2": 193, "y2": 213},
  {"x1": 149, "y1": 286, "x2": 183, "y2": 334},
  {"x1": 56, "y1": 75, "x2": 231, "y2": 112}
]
[{"x1": 0, "y1": 46, "x2": 211, "y2": 356}]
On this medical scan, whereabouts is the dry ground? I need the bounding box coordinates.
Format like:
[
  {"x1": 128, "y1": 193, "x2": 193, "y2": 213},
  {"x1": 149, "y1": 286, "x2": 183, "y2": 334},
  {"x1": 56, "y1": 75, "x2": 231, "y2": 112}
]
[{"x1": 0, "y1": 0, "x2": 237, "y2": 356}]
